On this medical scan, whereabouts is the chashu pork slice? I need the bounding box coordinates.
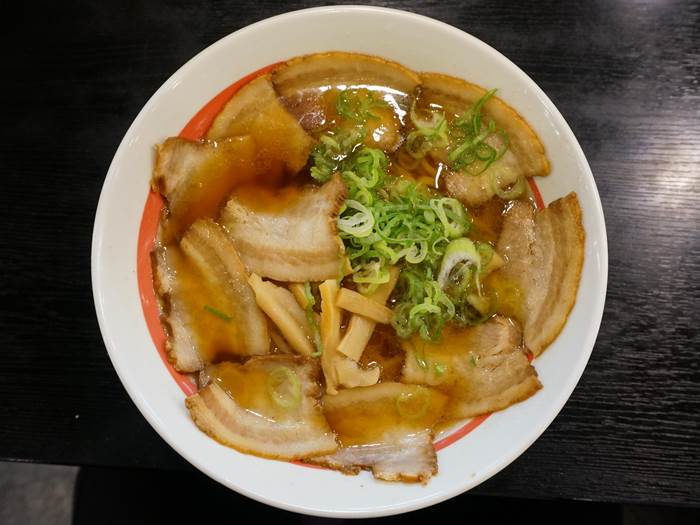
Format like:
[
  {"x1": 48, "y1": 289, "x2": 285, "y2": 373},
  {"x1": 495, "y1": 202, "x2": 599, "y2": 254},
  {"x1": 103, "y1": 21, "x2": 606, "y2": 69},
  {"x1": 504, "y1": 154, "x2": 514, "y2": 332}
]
[
  {"x1": 186, "y1": 355, "x2": 338, "y2": 460},
  {"x1": 273, "y1": 52, "x2": 420, "y2": 102},
  {"x1": 420, "y1": 72, "x2": 550, "y2": 178},
  {"x1": 206, "y1": 74, "x2": 315, "y2": 176},
  {"x1": 418, "y1": 72, "x2": 549, "y2": 207},
  {"x1": 402, "y1": 317, "x2": 542, "y2": 419},
  {"x1": 495, "y1": 193, "x2": 585, "y2": 356},
  {"x1": 315, "y1": 431, "x2": 436, "y2": 483},
  {"x1": 153, "y1": 219, "x2": 269, "y2": 372},
  {"x1": 310, "y1": 383, "x2": 448, "y2": 483},
  {"x1": 221, "y1": 174, "x2": 347, "y2": 282},
  {"x1": 153, "y1": 136, "x2": 258, "y2": 241},
  {"x1": 271, "y1": 52, "x2": 420, "y2": 151},
  {"x1": 443, "y1": 155, "x2": 521, "y2": 208}
]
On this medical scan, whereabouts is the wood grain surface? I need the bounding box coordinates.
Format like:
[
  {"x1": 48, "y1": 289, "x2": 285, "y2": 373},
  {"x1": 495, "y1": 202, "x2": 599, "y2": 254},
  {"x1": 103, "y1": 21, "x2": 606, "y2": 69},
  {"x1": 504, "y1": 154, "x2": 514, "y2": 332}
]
[{"x1": 0, "y1": 0, "x2": 698, "y2": 507}]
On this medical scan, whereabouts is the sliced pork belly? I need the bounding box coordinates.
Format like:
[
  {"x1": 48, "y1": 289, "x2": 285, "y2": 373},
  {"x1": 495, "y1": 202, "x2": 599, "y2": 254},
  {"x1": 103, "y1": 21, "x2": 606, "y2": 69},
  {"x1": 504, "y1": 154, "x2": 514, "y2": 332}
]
[
  {"x1": 186, "y1": 356, "x2": 338, "y2": 460},
  {"x1": 272, "y1": 52, "x2": 420, "y2": 113},
  {"x1": 271, "y1": 52, "x2": 420, "y2": 150},
  {"x1": 313, "y1": 431, "x2": 436, "y2": 482},
  {"x1": 153, "y1": 219, "x2": 269, "y2": 372},
  {"x1": 221, "y1": 174, "x2": 347, "y2": 282},
  {"x1": 206, "y1": 74, "x2": 315, "y2": 175},
  {"x1": 152, "y1": 77, "x2": 315, "y2": 241},
  {"x1": 402, "y1": 317, "x2": 541, "y2": 419},
  {"x1": 420, "y1": 73, "x2": 550, "y2": 178},
  {"x1": 152, "y1": 136, "x2": 257, "y2": 241},
  {"x1": 496, "y1": 193, "x2": 585, "y2": 355},
  {"x1": 310, "y1": 383, "x2": 447, "y2": 482},
  {"x1": 419, "y1": 72, "x2": 549, "y2": 207},
  {"x1": 152, "y1": 246, "x2": 202, "y2": 372},
  {"x1": 206, "y1": 75, "x2": 278, "y2": 139},
  {"x1": 443, "y1": 152, "x2": 521, "y2": 208}
]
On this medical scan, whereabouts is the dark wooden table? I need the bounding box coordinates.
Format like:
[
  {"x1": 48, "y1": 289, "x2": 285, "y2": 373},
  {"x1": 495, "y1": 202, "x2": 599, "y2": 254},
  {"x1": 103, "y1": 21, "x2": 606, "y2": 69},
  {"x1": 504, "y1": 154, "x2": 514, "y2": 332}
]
[{"x1": 1, "y1": 0, "x2": 698, "y2": 511}]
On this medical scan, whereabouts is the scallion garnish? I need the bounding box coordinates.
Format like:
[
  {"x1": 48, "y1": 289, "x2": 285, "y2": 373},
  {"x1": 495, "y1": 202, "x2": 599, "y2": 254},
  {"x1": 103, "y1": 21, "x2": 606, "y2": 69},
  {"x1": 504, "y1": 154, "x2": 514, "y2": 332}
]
[
  {"x1": 266, "y1": 367, "x2": 302, "y2": 409},
  {"x1": 448, "y1": 89, "x2": 508, "y2": 174},
  {"x1": 307, "y1": 89, "x2": 509, "y2": 342},
  {"x1": 437, "y1": 238, "x2": 481, "y2": 290},
  {"x1": 203, "y1": 304, "x2": 232, "y2": 322},
  {"x1": 336, "y1": 88, "x2": 389, "y2": 124},
  {"x1": 405, "y1": 101, "x2": 449, "y2": 159},
  {"x1": 412, "y1": 341, "x2": 428, "y2": 370},
  {"x1": 330, "y1": 142, "x2": 472, "y2": 338},
  {"x1": 310, "y1": 127, "x2": 366, "y2": 183},
  {"x1": 337, "y1": 199, "x2": 375, "y2": 238},
  {"x1": 490, "y1": 164, "x2": 526, "y2": 200}
]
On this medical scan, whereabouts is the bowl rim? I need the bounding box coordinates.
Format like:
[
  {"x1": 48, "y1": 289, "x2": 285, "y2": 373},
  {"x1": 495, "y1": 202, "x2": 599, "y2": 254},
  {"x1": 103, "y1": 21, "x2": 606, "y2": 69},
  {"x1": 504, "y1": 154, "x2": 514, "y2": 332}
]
[{"x1": 92, "y1": 5, "x2": 608, "y2": 517}]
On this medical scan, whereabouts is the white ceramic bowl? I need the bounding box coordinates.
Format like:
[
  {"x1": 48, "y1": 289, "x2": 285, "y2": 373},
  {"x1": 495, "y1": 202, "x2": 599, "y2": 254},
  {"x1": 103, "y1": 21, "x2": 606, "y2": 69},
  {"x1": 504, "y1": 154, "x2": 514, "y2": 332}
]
[{"x1": 92, "y1": 5, "x2": 607, "y2": 518}]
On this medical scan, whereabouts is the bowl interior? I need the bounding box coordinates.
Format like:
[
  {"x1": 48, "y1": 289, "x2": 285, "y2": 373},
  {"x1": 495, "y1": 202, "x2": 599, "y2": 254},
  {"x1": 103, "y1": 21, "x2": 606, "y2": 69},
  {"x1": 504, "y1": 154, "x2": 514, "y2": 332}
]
[{"x1": 92, "y1": 6, "x2": 607, "y2": 518}]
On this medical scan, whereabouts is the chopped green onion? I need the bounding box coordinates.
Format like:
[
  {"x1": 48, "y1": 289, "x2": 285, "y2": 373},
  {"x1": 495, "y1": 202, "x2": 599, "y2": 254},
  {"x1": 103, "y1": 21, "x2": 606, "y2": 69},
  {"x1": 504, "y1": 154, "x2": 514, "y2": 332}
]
[
  {"x1": 405, "y1": 101, "x2": 449, "y2": 159},
  {"x1": 437, "y1": 238, "x2": 481, "y2": 289},
  {"x1": 395, "y1": 279, "x2": 455, "y2": 342},
  {"x1": 203, "y1": 304, "x2": 232, "y2": 322},
  {"x1": 352, "y1": 260, "x2": 390, "y2": 294},
  {"x1": 303, "y1": 282, "x2": 315, "y2": 308},
  {"x1": 336, "y1": 88, "x2": 388, "y2": 123},
  {"x1": 307, "y1": 88, "x2": 492, "y2": 342},
  {"x1": 429, "y1": 198, "x2": 470, "y2": 239},
  {"x1": 404, "y1": 241, "x2": 428, "y2": 264},
  {"x1": 337, "y1": 199, "x2": 375, "y2": 238},
  {"x1": 434, "y1": 362, "x2": 447, "y2": 376},
  {"x1": 454, "y1": 88, "x2": 497, "y2": 134},
  {"x1": 448, "y1": 89, "x2": 508, "y2": 174},
  {"x1": 490, "y1": 166, "x2": 525, "y2": 200},
  {"x1": 477, "y1": 242, "x2": 495, "y2": 271},
  {"x1": 266, "y1": 367, "x2": 302, "y2": 409},
  {"x1": 467, "y1": 293, "x2": 490, "y2": 315},
  {"x1": 310, "y1": 127, "x2": 366, "y2": 182},
  {"x1": 412, "y1": 341, "x2": 429, "y2": 370},
  {"x1": 338, "y1": 170, "x2": 471, "y2": 304}
]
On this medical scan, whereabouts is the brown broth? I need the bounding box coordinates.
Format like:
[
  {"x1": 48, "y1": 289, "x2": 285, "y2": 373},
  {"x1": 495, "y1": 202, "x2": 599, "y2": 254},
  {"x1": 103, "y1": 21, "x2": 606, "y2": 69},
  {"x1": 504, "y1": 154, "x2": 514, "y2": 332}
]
[
  {"x1": 157, "y1": 64, "x2": 538, "y2": 451},
  {"x1": 227, "y1": 183, "x2": 306, "y2": 214},
  {"x1": 287, "y1": 86, "x2": 407, "y2": 132},
  {"x1": 158, "y1": 81, "x2": 529, "y2": 367},
  {"x1": 158, "y1": 137, "x2": 258, "y2": 244},
  {"x1": 324, "y1": 385, "x2": 446, "y2": 447},
  {"x1": 483, "y1": 271, "x2": 525, "y2": 325},
  {"x1": 469, "y1": 196, "x2": 507, "y2": 244},
  {"x1": 360, "y1": 325, "x2": 405, "y2": 382},
  {"x1": 208, "y1": 362, "x2": 299, "y2": 422},
  {"x1": 163, "y1": 246, "x2": 251, "y2": 363}
]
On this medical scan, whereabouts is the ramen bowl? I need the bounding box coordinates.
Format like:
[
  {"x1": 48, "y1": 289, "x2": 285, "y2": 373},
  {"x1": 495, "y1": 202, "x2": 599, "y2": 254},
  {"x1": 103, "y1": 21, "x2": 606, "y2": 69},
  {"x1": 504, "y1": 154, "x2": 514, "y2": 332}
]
[{"x1": 92, "y1": 5, "x2": 607, "y2": 518}]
